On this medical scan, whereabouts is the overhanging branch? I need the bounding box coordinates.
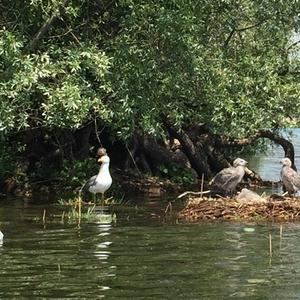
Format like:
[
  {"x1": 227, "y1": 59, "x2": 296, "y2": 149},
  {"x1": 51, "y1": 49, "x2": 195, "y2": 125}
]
[
  {"x1": 26, "y1": 0, "x2": 71, "y2": 52},
  {"x1": 218, "y1": 130, "x2": 295, "y2": 167},
  {"x1": 224, "y1": 19, "x2": 269, "y2": 49}
]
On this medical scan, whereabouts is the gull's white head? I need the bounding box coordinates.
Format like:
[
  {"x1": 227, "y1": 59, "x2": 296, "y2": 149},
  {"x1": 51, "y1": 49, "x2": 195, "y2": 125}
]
[
  {"x1": 98, "y1": 155, "x2": 110, "y2": 165},
  {"x1": 280, "y1": 157, "x2": 292, "y2": 167},
  {"x1": 233, "y1": 158, "x2": 248, "y2": 167}
]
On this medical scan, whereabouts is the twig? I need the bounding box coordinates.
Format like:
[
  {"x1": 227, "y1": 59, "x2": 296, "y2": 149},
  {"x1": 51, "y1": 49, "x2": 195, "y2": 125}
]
[
  {"x1": 125, "y1": 143, "x2": 142, "y2": 176},
  {"x1": 269, "y1": 234, "x2": 272, "y2": 257},
  {"x1": 279, "y1": 224, "x2": 283, "y2": 251},
  {"x1": 178, "y1": 190, "x2": 210, "y2": 199},
  {"x1": 286, "y1": 39, "x2": 300, "y2": 52},
  {"x1": 103, "y1": 196, "x2": 113, "y2": 202},
  {"x1": 165, "y1": 202, "x2": 173, "y2": 214},
  {"x1": 215, "y1": 194, "x2": 229, "y2": 201},
  {"x1": 26, "y1": 0, "x2": 71, "y2": 52},
  {"x1": 78, "y1": 197, "x2": 81, "y2": 225},
  {"x1": 200, "y1": 173, "x2": 204, "y2": 199},
  {"x1": 94, "y1": 118, "x2": 103, "y2": 147}
]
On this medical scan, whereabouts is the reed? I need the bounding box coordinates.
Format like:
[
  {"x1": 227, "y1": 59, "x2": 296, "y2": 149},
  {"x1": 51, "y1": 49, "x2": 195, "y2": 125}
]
[
  {"x1": 61, "y1": 211, "x2": 65, "y2": 223},
  {"x1": 165, "y1": 202, "x2": 172, "y2": 214},
  {"x1": 78, "y1": 196, "x2": 82, "y2": 226},
  {"x1": 42, "y1": 209, "x2": 46, "y2": 224},
  {"x1": 200, "y1": 173, "x2": 204, "y2": 198},
  {"x1": 269, "y1": 234, "x2": 272, "y2": 257},
  {"x1": 279, "y1": 224, "x2": 283, "y2": 251}
]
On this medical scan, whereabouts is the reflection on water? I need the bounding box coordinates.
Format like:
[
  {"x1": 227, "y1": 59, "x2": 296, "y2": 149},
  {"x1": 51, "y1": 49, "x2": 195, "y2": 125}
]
[
  {"x1": 1, "y1": 199, "x2": 300, "y2": 299},
  {"x1": 249, "y1": 128, "x2": 300, "y2": 181}
]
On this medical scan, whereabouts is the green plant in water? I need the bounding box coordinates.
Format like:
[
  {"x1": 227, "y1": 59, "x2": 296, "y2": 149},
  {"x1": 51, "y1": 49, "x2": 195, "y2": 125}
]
[
  {"x1": 48, "y1": 198, "x2": 117, "y2": 223},
  {"x1": 57, "y1": 194, "x2": 127, "y2": 206},
  {"x1": 64, "y1": 204, "x2": 117, "y2": 223}
]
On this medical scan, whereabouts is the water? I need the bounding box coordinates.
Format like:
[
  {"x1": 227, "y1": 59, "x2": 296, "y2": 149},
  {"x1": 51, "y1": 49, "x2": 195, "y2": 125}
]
[
  {"x1": 0, "y1": 197, "x2": 300, "y2": 299},
  {"x1": 1, "y1": 129, "x2": 300, "y2": 299},
  {"x1": 249, "y1": 128, "x2": 300, "y2": 182}
]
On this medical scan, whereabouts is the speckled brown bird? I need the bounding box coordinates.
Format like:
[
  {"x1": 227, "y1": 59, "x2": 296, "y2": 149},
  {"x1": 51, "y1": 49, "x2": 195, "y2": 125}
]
[
  {"x1": 280, "y1": 157, "x2": 300, "y2": 195},
  {"x1": 209, "y1": 158, "x2": 248, "y2": 195}
]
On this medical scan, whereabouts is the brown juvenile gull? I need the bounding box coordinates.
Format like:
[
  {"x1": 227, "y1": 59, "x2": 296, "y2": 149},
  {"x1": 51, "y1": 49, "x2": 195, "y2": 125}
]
[
  {"x1": 280, "y1": 157, "x2": 300, "y2": 195},
  {"x1": 209, "y1": 158, "x2": 248, "y2": 196}
]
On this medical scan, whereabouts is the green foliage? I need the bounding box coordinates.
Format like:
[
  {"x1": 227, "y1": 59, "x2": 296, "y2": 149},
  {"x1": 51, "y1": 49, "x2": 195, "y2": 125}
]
[
  {"x1": 2, "y1": 0, "x2": 300, "y2": 139},
  {"x1": 111, "y1": 1, "x2": 300, "y2": 138},
  {"x1": 0, "y1": 29, "x2": 112, "y2": 131},
  {"x1": 0, "y1": 134, "x2": 27, "y2": 183},
  {"x1": 159, "y1": 164, "x2": 196, "y2": 185},
  {"x1": 58, "y1": 158, "x2": 98, "y2": 188}
]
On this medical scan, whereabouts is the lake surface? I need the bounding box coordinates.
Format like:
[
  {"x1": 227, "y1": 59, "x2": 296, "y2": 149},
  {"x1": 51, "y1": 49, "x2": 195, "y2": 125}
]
[
  {"x1": 249, "y1": 128, "x2": 300, "y2": 182},
  {"x1": 1, "y1": 129, "x2": 300, "y2": 299},
  {"x1": 0, "y1": 197, "x2": 300, "y2": 299}
]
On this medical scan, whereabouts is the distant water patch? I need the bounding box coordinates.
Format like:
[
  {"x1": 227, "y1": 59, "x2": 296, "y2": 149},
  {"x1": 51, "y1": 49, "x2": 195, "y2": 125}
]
[{"x1": 249, "y1": 128, "x2": 300, "y2": 182}]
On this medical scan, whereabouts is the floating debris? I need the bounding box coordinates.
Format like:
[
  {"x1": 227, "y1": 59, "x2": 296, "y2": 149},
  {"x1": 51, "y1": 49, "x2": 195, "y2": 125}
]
[
  {"x1": 179, "y1": 196, "x2": 300, "y2": 221},
  {"x1": 243, "y1": 227, "x2": 255, "y2": 232}
]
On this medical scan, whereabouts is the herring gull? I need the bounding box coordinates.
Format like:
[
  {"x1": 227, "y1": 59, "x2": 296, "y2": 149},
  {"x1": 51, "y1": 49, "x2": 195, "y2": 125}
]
[
  {"x1": 210, "y1": 158, "x2": 248, "y2": 195},
  {"x1": 280, "y1": 157, "x2": 300, "y2": 195},
  {"x1": 84, "y1": 155, "x2": 112, "y2": 200}
]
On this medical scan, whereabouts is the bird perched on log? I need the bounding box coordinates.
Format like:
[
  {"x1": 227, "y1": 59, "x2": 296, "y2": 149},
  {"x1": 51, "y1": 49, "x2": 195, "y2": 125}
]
[
  {"x1": 280, "y1": 157, "x2": 300, "y2": 195},
  {"x1": 209, "y1": 158, "x2": 248, "y2": 196},
  {"x1": 83, "y1": 154, "x2": 112, "y2": 201}
]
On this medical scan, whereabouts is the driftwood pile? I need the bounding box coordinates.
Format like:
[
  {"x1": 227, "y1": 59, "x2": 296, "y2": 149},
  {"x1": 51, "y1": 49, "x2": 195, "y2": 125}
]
[{"x1": 179, "y1": 197, "x2": 300, "y2": 221}]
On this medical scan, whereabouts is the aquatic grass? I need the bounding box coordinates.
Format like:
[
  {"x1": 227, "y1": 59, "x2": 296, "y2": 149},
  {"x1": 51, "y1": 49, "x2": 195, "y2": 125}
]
[
  {"x1": 32, "y1": 198, "x2": 117, "y2": 225},
  {"x1": 62, "y1": 207, "x2": 117, "y2": 224},
  {"x1": 45, "y1": 193, "x2": 128, "y2": 225},
  {"x1": 57, "y1": 194, "x2": 127, "y2": 207},
  {"x1": 36, "y1": 208, "x2": 117, "y2": 224},
  {"x1": 60, "y1": 197, "x2": 117, "y2": 224}
]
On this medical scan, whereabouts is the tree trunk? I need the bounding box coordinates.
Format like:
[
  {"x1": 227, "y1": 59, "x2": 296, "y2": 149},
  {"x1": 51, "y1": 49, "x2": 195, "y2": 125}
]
[
  {"x1": 143, "y1": 137, "x2": 189, "y2": 173},
  {"x1": 164, "y1": 121, "x2": 212, "y2": 178}
]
